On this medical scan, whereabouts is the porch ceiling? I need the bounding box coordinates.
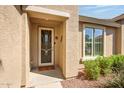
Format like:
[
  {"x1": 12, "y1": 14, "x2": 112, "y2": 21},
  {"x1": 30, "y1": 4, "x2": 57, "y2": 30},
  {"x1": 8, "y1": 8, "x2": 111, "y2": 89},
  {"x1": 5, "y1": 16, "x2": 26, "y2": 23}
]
[
  {"x1": 30, "y1": 17, "x2": 62, "y2": 27},
  {"x1": 23, "y1": 6, "x2": 70, "y2": 22}
]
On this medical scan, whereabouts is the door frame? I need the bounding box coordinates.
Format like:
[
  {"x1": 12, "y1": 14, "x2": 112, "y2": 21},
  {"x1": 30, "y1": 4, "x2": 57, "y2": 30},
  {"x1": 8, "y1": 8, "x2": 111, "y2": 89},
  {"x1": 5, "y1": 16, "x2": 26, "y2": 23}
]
[{"x1": 38, "y1": 27, "x2": 54, "y2": 66}]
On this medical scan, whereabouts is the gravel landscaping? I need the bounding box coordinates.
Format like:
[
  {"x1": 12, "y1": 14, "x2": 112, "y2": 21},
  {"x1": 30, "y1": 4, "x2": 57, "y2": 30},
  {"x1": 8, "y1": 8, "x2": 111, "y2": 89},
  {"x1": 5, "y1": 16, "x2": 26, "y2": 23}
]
[
  {"x1": 61, "y1": 72, "x2": 113, "y2": 88},
  {"x1": 61, "y1": 55, "x2": 124, "y2": 88}
]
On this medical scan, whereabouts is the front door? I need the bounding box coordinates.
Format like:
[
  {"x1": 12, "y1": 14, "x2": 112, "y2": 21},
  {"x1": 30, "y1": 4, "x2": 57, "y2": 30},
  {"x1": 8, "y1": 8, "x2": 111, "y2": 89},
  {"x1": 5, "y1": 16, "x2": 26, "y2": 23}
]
[{"x1": 39, "y1": 27, "x2": 54, "y2": 66}]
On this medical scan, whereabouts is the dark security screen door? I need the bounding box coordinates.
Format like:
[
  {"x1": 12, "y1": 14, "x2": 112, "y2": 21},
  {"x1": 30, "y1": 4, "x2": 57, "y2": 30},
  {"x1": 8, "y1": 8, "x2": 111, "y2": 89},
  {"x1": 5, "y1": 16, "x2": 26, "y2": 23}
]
[{"x1": 39, "y1": 28, "x2": 54, "y2": 66}]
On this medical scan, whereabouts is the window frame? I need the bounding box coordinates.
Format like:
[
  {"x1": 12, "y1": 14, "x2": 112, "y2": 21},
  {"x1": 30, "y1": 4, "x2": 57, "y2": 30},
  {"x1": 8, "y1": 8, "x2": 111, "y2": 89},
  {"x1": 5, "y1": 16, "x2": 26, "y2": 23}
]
[{"x1": 83, "y1": 24, "x2": 106, "y2": 60}]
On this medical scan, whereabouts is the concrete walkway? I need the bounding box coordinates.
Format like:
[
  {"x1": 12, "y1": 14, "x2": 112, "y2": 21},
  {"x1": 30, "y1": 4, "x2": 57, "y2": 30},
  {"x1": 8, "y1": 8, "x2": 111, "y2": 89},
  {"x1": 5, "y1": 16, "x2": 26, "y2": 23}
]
[{"x1": 29, "y1": 67, "x2": 64, "y2": 88}]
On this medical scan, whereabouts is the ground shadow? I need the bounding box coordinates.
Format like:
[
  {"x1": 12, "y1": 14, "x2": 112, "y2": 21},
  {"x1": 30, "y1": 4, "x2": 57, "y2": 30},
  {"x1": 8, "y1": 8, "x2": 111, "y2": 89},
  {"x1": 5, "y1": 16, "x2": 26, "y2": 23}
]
[{"x1": 30, "y1": 67, "x2": 64, "y2": 79}]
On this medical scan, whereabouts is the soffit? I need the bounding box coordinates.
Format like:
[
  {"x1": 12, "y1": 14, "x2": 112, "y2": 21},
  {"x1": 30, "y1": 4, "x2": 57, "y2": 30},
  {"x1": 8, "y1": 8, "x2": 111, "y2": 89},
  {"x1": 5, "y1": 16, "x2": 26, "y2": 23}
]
[
  {"x1": 79, "y1": 15, "x2": 121, "y2": 28},
  {"x1": 23, "y1": 6, "x2": 70, "y2": 22}
]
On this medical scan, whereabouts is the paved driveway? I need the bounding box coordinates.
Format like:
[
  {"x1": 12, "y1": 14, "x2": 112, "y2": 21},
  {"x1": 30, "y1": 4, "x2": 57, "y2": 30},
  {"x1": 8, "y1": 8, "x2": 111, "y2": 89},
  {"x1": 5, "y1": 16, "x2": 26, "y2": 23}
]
[{"x1": 29, "y1": 67, "x2": 64, "y2": 88}]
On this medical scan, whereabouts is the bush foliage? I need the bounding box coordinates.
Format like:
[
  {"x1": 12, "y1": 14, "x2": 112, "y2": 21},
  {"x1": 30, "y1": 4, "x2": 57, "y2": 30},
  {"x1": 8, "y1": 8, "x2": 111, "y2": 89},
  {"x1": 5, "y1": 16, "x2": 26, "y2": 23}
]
[
  {"x1": 84, "y1": 60, "x2": 100, "y2": 80},
  {"x1": 83, "y1": 55, "x2": 124, "y2": 81},
  {"x1": 96, "y1": 56, "x2": 113, "y2": 76},
  {"x1": 110, "y1": 55, "x2": 124, "y2": 73}
]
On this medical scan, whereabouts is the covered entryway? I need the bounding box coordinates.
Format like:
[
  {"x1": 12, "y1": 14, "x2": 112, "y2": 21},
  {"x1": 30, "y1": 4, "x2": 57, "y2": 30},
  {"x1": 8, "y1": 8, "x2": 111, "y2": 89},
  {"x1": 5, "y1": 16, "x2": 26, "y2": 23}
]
[
  {"x1": 29, "y1": 17, "x2": 65, "y2": 71},
  {"x1": 22, "y1": 6, "x2": 70, "y2": 86}
]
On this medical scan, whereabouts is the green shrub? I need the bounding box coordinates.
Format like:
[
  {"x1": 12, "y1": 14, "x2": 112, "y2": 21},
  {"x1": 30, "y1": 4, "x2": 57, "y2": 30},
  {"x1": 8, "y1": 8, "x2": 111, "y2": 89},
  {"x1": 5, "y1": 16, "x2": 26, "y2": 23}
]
[
  {"x1": 84, "y1": 60, "x2": 100, "y2": 80},
  {"x1": 83, "y1": 55, "x2": 124, "y2": 81},
  {"x1": 96, "y1": 56, "x2": 113, "y2": 76},
  {"x1": 110, "y1": 55, "x2": 124, "y2": 73},
  {"x1": 103, "y1": 56, "x2": 124, "y2": 88}
]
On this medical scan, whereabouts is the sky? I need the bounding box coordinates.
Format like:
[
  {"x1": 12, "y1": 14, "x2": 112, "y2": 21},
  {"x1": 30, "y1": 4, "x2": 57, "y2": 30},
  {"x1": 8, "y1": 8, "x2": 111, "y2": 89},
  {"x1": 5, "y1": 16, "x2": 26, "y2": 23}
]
[{"x1": 79, "y1": 5, "x2": 124, "y2": 19}]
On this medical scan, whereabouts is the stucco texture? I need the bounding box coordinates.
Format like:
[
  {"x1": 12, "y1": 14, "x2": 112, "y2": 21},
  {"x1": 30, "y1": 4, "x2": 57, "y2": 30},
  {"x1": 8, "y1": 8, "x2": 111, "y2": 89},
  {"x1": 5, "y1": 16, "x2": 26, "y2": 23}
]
[{"x1": 0, "y1": 6, "x2": 22, "y2": 87}]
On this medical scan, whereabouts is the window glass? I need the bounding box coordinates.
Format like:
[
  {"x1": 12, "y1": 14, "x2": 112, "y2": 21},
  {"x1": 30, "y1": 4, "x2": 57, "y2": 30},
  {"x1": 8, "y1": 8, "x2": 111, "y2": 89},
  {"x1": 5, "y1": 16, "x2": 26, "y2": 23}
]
[
  {"x1": 94, "y1": 43, "x2": 103, "y2": 56},
  {"x1": 85, "y1": 28, "x2": 93, "y2": 42},
  {"x1": 84, "y1": 27, "x2": 103, "y2": 56},
  {"x1": 85, "y1": 43, "x2": 92, "y2": 56},
  {"x1": 94, "y1": 29, "x2": 103, "y2": 56},
  {"x1": 94, "y1": 29, "x2": 103, "y2": 42},
  {"x1": 85, "y1": 28, "x2": 93, "y2": 56}
]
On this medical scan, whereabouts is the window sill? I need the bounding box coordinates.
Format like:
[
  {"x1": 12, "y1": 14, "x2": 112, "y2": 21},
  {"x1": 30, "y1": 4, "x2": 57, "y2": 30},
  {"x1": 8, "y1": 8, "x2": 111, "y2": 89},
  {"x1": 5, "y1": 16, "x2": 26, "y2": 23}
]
[{"x1": 81, "y1": 56, "x2": 97, "y2": 61}]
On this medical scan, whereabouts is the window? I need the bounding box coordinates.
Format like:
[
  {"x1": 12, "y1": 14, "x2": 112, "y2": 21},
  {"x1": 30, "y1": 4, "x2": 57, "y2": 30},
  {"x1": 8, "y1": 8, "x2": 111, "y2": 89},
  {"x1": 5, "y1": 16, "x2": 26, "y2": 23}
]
[
  {"x1": 85, "y1": 27, "x2": 104, "y2": 57},
  {"x1": 85, "y1": 28, "x2": 93, "y2": 56}
]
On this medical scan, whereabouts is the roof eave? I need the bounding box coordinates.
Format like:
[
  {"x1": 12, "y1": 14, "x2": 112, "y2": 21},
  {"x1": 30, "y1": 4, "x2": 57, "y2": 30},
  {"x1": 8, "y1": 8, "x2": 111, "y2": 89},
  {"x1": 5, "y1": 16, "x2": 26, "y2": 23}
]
[
  {"x1": 111, "y1": 14, "x2": 124, "y2": 22},
  {"x1": 79, "y1": 15, "x2": 121, "y2": 28}
]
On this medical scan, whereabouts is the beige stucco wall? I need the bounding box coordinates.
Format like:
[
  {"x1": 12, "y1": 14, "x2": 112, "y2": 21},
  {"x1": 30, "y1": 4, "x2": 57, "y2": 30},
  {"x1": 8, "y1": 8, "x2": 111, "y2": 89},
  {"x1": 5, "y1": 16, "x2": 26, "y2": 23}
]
[
  {"x1": 115, "y1": 28, "x2": 121, "y2": 54},
  {"x1": 120, "y1": 20, "x2": 124, "y2": 54},
  {"x1": 21, "y1": 13, "x2": 30, "y2": 87},
  {"x1": 114, "y1": 19, "x2": 124, "y2": 55},
  {"x1": 79, "y1": 22, "x2": 84, "y2": 58},
  {"x1": 0, "y1": 6, "x2": 22, "y2": 87},
  {"x1": 105, "y1": 27, "x2": 116, "y2": 56},
  {"x1": 30, "y1": 23, "x2": 38, "y2": 67},
  {"x1": 0, "y1": 5, "x2": 30, "y2": 88}
]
